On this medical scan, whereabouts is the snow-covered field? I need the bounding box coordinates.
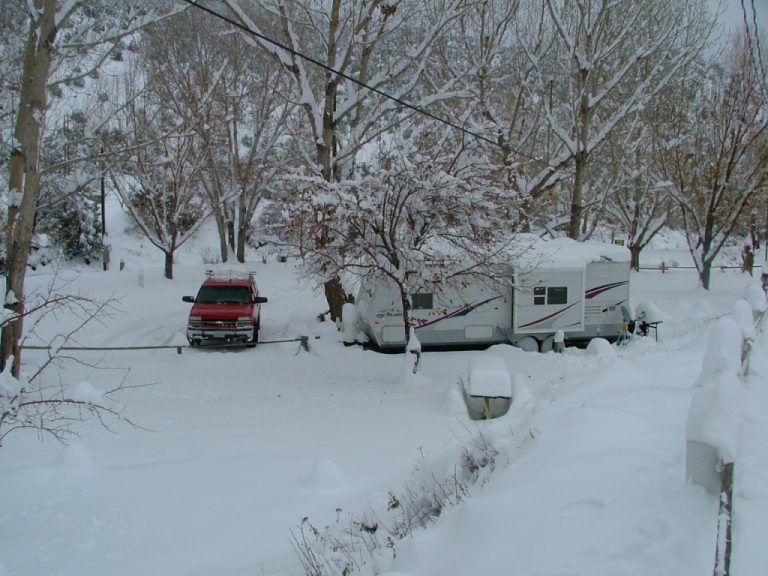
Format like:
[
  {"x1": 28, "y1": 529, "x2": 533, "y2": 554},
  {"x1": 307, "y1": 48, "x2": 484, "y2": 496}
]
[{"x1": 1, "y1": 208, "x2": 767, "y2": 576}]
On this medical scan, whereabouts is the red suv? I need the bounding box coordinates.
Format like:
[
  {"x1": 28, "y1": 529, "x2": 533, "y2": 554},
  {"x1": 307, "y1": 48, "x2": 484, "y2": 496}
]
[{"x1": 182, "y1": 271, "x2": 267, "y2": 345}]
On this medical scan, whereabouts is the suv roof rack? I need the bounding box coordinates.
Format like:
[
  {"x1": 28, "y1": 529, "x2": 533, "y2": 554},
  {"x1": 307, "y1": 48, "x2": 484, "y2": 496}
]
[{"x1": 204, "y1": 269, "x2": 257, "y2": 281}]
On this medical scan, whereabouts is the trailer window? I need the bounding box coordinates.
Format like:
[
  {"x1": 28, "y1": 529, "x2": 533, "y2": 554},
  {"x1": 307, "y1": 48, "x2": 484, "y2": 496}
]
[
  {"x1": 547, "y1": 286, "x2": 568, "y2": 305},
  {"x1": 533, "y1": 286, "x2": 568, "y2": 305},
  {"x1": 411, "y1": 293, "x2": 433, "y2": 310}
]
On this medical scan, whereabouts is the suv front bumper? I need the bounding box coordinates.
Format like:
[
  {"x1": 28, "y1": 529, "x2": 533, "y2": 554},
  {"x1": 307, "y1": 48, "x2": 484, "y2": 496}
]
[{"x1": 187, "y1": 322, "x2": 254, "y2": 343}]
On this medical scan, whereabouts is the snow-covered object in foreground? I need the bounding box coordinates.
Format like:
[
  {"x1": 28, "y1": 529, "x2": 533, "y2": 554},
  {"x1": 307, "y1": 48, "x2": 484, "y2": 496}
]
[
  {"x1": 356, "y1": 237, "x2": 631, "y2": 352},
  {"x1": 697, "y1": 316, "x2": 743, "y2": 383},
  {"x1": 468, "y1": 355, "x2": 512, "y2": 398},
  {"x1": 341, "y1": 302, "x2": 359, "y2": 345},
  {"x1": 686, "y1": 316, "x2": 745, "y2": 493},
  {"x1": 464, "y1": 354, "x2": 512, "y2": 420}
]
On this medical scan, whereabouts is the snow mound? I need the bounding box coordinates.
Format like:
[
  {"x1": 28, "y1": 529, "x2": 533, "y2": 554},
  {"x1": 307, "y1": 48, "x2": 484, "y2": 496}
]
[
  {"x1": 745, "y1": 282, "x2": 767, "y2": 313},
  {"x1": 69, "y1": 381, "x2": 104, "y2": 404},
  {"x1": 302, "y1": 458, "x2": 350, "y2": 492},
  {"x1": 635, "y1": 301, "x2": 666, "y2": 323},
  {"x1": 698, "y1": 317, "x2": 743, "y2": 381},
  {"x1": 54, "y1": 443, "x2": 97, "y2": 475},
  {"x1": 509, "y1": 373, "x2": 535, "y2": 417},
  {"x1": 687, "y1": 372, "x2": 743, "y2": 464},
  {"x1": 444, "y1": 384, "x2": 468, "y2": 416},
  {"x1": 731, "y1": 299, "x2": 756, "y2": 339},
  {"x1": 586, "y1": 338, "x2": 615, "y2": 358}
]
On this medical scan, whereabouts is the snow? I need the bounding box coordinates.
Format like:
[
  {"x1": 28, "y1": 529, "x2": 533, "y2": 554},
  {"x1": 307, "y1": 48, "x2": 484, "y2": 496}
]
[
  {"x1": 467, "y1": 354, "x2": 511, "y2": 398},
  {"x1": 585, "y1": 336, "x2": 617, "y2": 357},
  {"x1": 1, "y1": 199, "x2": 768, "y2": 576},
  {"x1": 515, "y1": 234, "x2": 630, "y2": 270},
  {"x1": 69, "y1": 381, "x2": 104, "y2": 405}
]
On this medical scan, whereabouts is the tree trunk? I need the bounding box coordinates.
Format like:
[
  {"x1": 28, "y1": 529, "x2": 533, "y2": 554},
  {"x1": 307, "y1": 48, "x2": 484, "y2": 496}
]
[
  {"x1": 164, "y1": 251, "x2": 174, "y2": 280},
  {"x1": 236, "y1": 223, "x2": 247, "y2": 263},
  {"x1": 214, "y1": 210, "x2": 228, "y2": 263},
  {"x1": 568, "y1": 43, "x2": 591, "y2": 240},
  {"x1": 323, "y1": 277, "x2": 346, "y2": 323},
  {"x1": 629, "y1": 244, "x2": 642, "y2": 272},
  {"x1": 2, "y1": 151, "x2": 26, "y2": 376},
  {"x1": 569, "y1": 150, "x2": 586, "y2": 239},
  {"x1": 699, "y1": 262, "x2": 712, "y2": 290},
  {"x1": 1, "y1": 1, "x2": 57, "y2": 377},
  {"x1": 236, "y1": 193, "x2": 249, "y2": 264},
  {"x1": 227, "y1": 220, "x2": 235, "y2": 252},
  {"x1": 398, "y1": 284, "x2": 413, "y2": 342}
]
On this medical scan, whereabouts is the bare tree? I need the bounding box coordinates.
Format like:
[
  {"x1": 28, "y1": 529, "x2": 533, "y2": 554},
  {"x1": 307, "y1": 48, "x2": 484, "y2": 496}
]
[
  {"x1": 659, "y1": 37, "x2": 768, "y2": 289},
  {"x1": 0, "y1": 268, "x2": 138, "y2": 447},
  {"x1": 287, "y1": 124, "x2": 510, "y2": 351},
  {"x1": 485, "y1": 0, "x2": 712, "y2": 237},
  {"x1": 2, "y1": 0, "x2": 182, "y2": 376},
  {"x1": 107, "y1": 68, "x2": 210, "y2": 280},
  {"x1": 139, "y1": 10, "x2": 296, "y2": 264},
  {"x1": 604, "y1": 111, "x2": 674, "y2": 270},
  {"x1": 221, "y1": 0, "x2": 476, "y2": 321}
]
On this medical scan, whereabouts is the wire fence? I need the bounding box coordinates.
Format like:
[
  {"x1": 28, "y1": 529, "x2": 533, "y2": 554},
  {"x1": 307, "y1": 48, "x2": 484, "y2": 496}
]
[
  {"x1": 638, "y1": 264, "x2": 762, "y2": 272},
  {"x1": 21, "y1": 335, "x2": 316, "y2": 354}
]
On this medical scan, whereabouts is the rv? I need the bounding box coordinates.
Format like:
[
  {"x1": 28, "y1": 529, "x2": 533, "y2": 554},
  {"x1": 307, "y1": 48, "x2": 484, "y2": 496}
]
[{"x1": 354, "y1": 238, "x2": 631, "y2": 352}]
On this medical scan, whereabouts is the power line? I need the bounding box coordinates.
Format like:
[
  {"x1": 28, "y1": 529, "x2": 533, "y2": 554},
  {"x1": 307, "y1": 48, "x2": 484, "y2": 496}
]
[
  {"x1": 178, "y1": 0, "x2": 528, "y2": 157},
  {"x1": 742, "y1": 0, "x2": 768, "y2": 103}
]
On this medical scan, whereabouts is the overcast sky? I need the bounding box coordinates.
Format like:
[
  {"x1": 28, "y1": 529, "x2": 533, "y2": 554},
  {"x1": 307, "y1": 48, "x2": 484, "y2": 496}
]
[{"x1": 718, "y1": 0, "x2": 768, "y2": 33}]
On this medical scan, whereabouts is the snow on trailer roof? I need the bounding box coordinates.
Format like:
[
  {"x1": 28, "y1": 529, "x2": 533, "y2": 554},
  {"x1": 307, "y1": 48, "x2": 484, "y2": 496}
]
[{"x1": 512, "y1": 235, "x2": 630, "y2": 270}]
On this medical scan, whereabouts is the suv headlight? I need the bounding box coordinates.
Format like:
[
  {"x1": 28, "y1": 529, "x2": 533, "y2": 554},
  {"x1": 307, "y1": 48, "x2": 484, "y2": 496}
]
[{"x1": 188, "y1": 316, "x2": 202, "y2": 326}]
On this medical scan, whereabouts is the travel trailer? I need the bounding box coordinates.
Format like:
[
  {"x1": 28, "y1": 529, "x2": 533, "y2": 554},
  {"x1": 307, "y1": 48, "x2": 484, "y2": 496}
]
[{"x1": 354, "y1": 238, "x2": 631, "y2": 352}]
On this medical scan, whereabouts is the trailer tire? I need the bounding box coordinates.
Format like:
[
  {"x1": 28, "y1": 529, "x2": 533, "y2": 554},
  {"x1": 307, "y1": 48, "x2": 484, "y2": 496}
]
[
  {"x1": 517, "y1": 336, "x2": 540, "y2": 353},
  {"x1": 540, "y1": 334, "x2": 555, "y2": 353}
]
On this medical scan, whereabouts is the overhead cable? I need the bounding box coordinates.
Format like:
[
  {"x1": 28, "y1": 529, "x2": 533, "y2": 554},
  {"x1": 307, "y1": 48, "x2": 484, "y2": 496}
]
[{"x1": 178, "y1": 0, "x2": 531, "y2": 157}]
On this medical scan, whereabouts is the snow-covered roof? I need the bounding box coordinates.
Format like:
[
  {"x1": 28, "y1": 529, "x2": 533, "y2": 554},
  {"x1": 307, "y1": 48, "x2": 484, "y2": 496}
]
[{"x1": 512, "y1": 235, "x2": 631, "y2": 270}]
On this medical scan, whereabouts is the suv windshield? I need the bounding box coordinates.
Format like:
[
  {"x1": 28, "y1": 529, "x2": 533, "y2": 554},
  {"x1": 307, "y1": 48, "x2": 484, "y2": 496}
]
[{"x1": 196, "y1": 285, "x2": 252, "y2": 304}]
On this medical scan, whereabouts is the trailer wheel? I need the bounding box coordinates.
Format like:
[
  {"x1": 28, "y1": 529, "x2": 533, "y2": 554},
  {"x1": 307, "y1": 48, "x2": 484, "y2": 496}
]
[
  {"x1": 516, "y1": 336, "x2": 540, "y2": 352},
  {"x1": 540, "y1": 335, "x2": 554, "y2": 353}
]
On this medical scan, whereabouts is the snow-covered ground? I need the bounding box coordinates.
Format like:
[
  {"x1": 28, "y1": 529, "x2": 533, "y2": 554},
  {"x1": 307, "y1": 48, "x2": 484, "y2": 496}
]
[{"x1": 0, "y1": 206, "x2": 766, "y2": 576}]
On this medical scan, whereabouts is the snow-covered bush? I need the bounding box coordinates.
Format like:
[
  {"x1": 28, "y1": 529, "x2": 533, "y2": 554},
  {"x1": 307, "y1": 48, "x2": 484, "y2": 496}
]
[
  {"x1": 37, "y1": 194, "x2": 103, "y2": 264},
  {"x1": 291, "y1": 431, "x2": 498, "y2": 576}
]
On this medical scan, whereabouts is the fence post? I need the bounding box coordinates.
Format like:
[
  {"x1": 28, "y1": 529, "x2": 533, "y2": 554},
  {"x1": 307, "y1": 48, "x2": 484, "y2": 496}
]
[{"x1": 713, "y1": 462, "x2": 734, "y2": 576}]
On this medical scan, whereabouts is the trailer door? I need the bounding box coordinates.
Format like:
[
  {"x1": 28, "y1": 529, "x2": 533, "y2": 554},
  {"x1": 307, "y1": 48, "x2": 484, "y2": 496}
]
[{"x1": 513, "y1": 268, "x2": 585, "y2": 335}]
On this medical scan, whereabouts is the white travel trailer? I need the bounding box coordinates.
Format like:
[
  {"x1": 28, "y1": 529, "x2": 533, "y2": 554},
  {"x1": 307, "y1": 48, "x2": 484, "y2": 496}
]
[{"x1": 354, "y1": 238, "x2": 631, "y2": 352}]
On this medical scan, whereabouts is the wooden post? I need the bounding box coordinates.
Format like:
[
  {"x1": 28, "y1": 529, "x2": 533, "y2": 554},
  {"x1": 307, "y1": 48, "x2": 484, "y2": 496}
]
[{"x1": 713, "y1": 462, "x2": 734, "y2": 576}]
